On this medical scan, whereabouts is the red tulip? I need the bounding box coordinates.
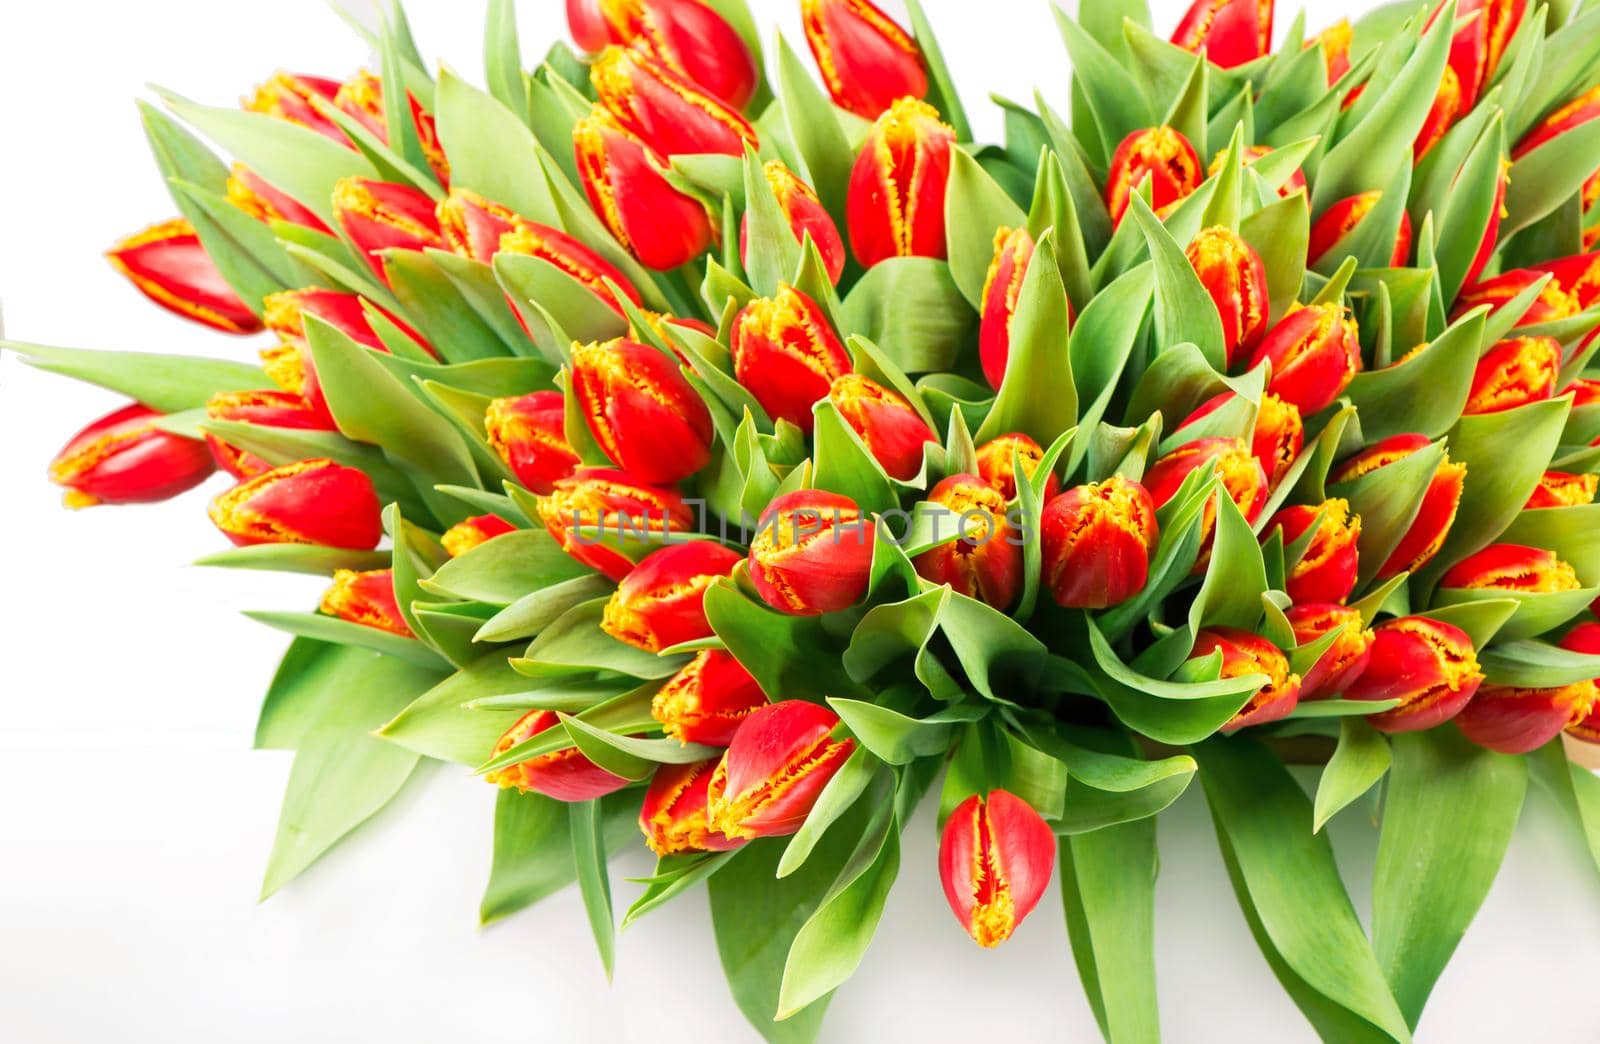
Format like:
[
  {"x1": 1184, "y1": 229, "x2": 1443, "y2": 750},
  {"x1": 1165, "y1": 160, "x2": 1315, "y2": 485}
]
[
  {"x1": 571, "y1": 337, "x2": 714, "y2": 483},
  {"x1": 1040, "y1": 477, "x2": 1159, "y2": 609},
  {"x1": 706, "y1": 700, "x2": 855, "y2": 839},
  {"x1": 1345, "y1": 616, "x2": 1484, "y2": 732},
  {"x1": 333, "y1": 69, "x2": 450, "y2": 184},
  {"x1": 590, "y1": 44, "x2": 757, "y2": 157},
  {"x1": 1265, "y1": 500, "x2": 1361, "y2": 604},
  {"x1": 484, "y1": 390, "x2": 581, "y2": 495},
  {"x1": 203, "y1": 389, "x2": 336, "y2": 480},
  {"x1": 1287, "y1": 603, "x2": 1375, "y2": 698},
  {"x1": 1457, "y1": 680, "x2": 1598, "y2": 754},
  {"x1": 1455, "y1": 268, "x2": 1582, "y2": 327},
  {"x1": 498, "y1": 216, "x2": 644, "y2": 316},
  {"x1": 331, "y1": 177, "x2": 444, "y2": 282},
  {"x1": 652, "y1": 649, "x2": 768, "y2": 746},
  {"x1": 573, "y1": 106, "x2": 715, "y2": 270},
  {"x1": 1560, "y1": 622, "x2": 1600, "y2": 745},
  {"x1": 1171, "y1": 0, "x2": 1273, "y2": 69},
  {"x1": 1105, "y1": 126, "x2": 1202, "y2": 224},
  {"x1": 829, "y1": 373, "x2": 935, "y2": 480},
  {"x1": 974, "y1": 433, "x2": 1059, "y2": 502},
  {"x1": 566, "y1": 0, "x2": 759, "y2": 109},
  {"x1": 1313, "y1": 19, "x2": 1353, "y2": 85},
  {"x1": 105, "y1": 219, "x2": 262, "y2": 334},
  {"x1": 263, "y1": 287, "x2": 432, "y2": 423},
  {"x1": 1187, "y1": 226, "x2": 1270, "y2": 365},
  {"x1": 1440, "y1": 543, "x2": 1582, "y2": 594},
  {"x1": 1461, "y1": 161, "x2": 1509, "y2": 290},
  {"x1": 1210, "y1": 143, "x2": 1306, "y2": 198},
  {"x1": 1463, "y1": 336, "x2": 1561, "y2": 416},
  {"x1": 912, "y1": 474, "x2": 1024, "y2": 611},
  {"x1": 1331, "y1": 434, "x2": 1467, "y2": 578},
  {"x1": 535, "y1": 467, "x2": 694, "y2": 581},
  {"x1": 600, "y1": 541, "x2": 742, "y2": 652},
  {"x1": 1144, "y1": 437, "x2": 1270, "y2": 565},
  {"x1": 639, "y1": 759, "x2": 746, "y2": 855},
  {"x1": 485, "y1": 709, "x2": 632, "y2": 801},
  {"x1": 243, "y1": 72, "x2": 345, "y2": 142},
  {"x1": 319, "y1": 568, "x2": 412, "y2": 637},
  {"x1": 847, "y1": 97, "x2": 955, "y2": 266},
  {"x1": 740, "y1": 161, "x2": 847, "y2": 286},
  {"x1": 939, "y1": 790, "x2": 1055, "y2": 948},
  {"x1": 978, "y1": 227, "x2": 1075, "y2": 389},
  {"x1": 1512, "y1": 83, "x2": 1600, "y2": 210},
  {"x1": 730, "y1": 285, "x2": 853, "y2": 432},
  {"x1": 440, "y1": 514, "x2": 517, "y2": 557},
  {"x1": 1528, "y1": 251, "x2": 1600, "y2": 311},
  {"x1": 800, "y1": 0, "x2": 927, "y2": 119},
  {"x1": 226, "y1": 165, "x2": 330, "y2": 233},
  {"x1": 747, "y1": 489, "x2": 873, "y2": 615},
  {"x1": 1526, "y1": 471, "x2": 1599, "y2": 510},
  {"x1": 208, "y1": 458, "x2": 382, "y2": 549},
  {"x1": 1191, "y1": 627, "x2": 1302, "y2": 731},
  {"x1": 1248, "y1": 304, "x2": 1362, "y2": 416},
  {"x1": 1308, "y1": 192, "x2": 1412, "y2": 268},
  {"x1": 48, "y1": 403, "x2": 215, "y2": 509},
  {"x1": 1182, "y1": 391, "x2": 1304, "y2": 489}
]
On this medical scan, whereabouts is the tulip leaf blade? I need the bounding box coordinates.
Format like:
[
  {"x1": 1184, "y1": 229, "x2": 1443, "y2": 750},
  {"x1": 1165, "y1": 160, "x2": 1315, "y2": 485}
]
[
  {"x1": 838, "y1": 256, "x2": 975, "y2": 374},
  {"x1": 481, "y1": 788, "x2": 640, "y2": 927},
  {"x1": 1313, "y1": 718, "x2": 1392, "y2": 833},
  {"x1": 1343, "y1": 311, "x2": 1482, "y2": 443},
  {"x1": 243, "y1": 610, "x2": 446, "y2": 671},
  {"x1": 1060, "y1": 816, "x2": 1161, "y2": 1044},
  {"x1": 569, "y1": 798, "x2": 618, "y2": 981},
  {"x1": 483, "y1": 0, "x2": 530, "y2": 126},
  {"x1": 1125, "y1": 193, "x2": 1228, "y2": 370},
  {"x1": 777, "y1": 749, "x2": 881, "y2": 879},
  {"x1": 378, "y1": 651, "x2": 540, "y2": 765},
  {"x1": 975, "y1": 230, "x2": 1076, "y2": 444},
  {"x1": 1528, "y1": 740, "x2": 1600, "y2": 879},
  {"x1": 2, "y1": 341, "x2": 272, "y2": 414}
]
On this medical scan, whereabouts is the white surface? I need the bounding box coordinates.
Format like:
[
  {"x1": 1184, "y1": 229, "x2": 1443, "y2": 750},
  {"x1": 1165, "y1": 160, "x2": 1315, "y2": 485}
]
[{"x1": 1, "y1": 2, "x2": 1598, "y2": 1041}]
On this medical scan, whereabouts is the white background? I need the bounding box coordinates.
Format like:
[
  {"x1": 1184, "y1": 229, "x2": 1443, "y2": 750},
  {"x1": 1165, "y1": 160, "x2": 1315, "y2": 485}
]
[{"x1": 2, "y1": 1, "x2": 1598, "y2": 1041}]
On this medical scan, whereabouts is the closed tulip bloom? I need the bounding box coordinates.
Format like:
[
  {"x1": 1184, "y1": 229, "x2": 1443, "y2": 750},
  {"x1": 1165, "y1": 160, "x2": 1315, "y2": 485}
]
[
  {"x1": 319, "y1": 568, "x2": 412, "y2": 637},
  {"x1": 105, "y1": 219, "x2": 262, "y2": 334},
  {"x1": 435, "y1": 188, "x2": 519, "y2": 263},
  {"x1": 1248, "y1": 304, "x2": 1362, "y2": 416},
  {"x1": 1560, "y1": 622, "x2": 1600, "y2": 744},
  {"x1": 601, "y1": 541, "x2": 742, "y2": 652},
  {"x1": 1183, "y1": 391, "x2": 1304, "y2": 489},
  {"x1": 208, "y1": 458, "x2": 382, "y2": 549},
  {"x1": 748, "y1": 490, "x2": 873, "y2": 615},
  {"x1": 801, "y1": 0, "x2": 927, "y2": 119},
  {"x1": 1187, "y1": 226, "x2": 1270, "y2": 365},
  {"x1": 48, "y1": 403, "x2": 215, "y2": 509},
  {"x1": 1307, "y1": 192, "x2": 1411, "y2": 268},
  {"x1": 1414, "y1": 62, "x2": 1466, "y2": 160},
  {"x1": 1440, "y1": 543, "x2": 1582, "y2": 593},
  {"x1": 1144, "y1": 437, "x2": 1270, "y2": 558},
  {"x1": 1570, "y1": 377, "x2": 1600, "y2": 407},
  {"x1": 1455, "y1": 269, "x2": 1581, "y2": 327},
  {"x1": 1105, "y1": 126, "x2": 1202, "y2": 224},
  {"x1": 1267, "y1": 500, "x2": 1362, "y2": 604},
  {"x1": 1041, "y1": 477, "x2": 1158, "y2": 609},
  {"x1": 264, "y1": 288, "x2": 432, "y2": 423},
  {"x1": 243, "y1": 72, "x2": 345, "y2": 142},
  {"x1": 574, "y1": 106, "x2": 715, "y2": 270},
  {"x1": 1345, "y1": 616, "x2": 1484, "y2": 732},
  {"x1": 652, "y1": 649, "x2": 768, "y2": 746},
  {"x1": 1287, "y1": 603, "x2": 1375, "y2": 698},
  {"x1": 1190, "y1": 628, "x2": 1302, "y2": 731},
  {"x1": 331, "y1": 177, "x2": 444, "y2": 281},
  {"x1": 1462, "y1": 162, "x2": 1510, "y2": 290},
  {"x1": 571, "y1": 338, "x2": 714, "y2": 483},
  {"x1": 226, "y1": 165, "x2": 330, "y2": 233},
  {"x1": 1171, "y1": 0, "x2": 1273, "y2": 69},
  {"x1": 939, "y1": 790, "x2": 1055, "y2": 948},
  {"x1": 536, "y1": 467, "x2": 694, "y2": 581},
  {"x1": 1462, "y1": 336, "x2": 1561, "y2": 415},
  {"x1": 203, "y1": 389, "x2": 336, "y2": 480},
  {"x1": 639, "y1": 759, "x2": 745, "y2": 855},
  {"x1": 1529, "y1": 251, "x2": 1600, "y2": 311},
  {"x1": 498, "y1": 217, "x2": 644, "y2": 316},
  {"x1": 565, "y1": 0, "x2": 759, "y2": 109},
  {"x1": 912, "y1": 474, "x2": 1024, "y2": 611},
  {"x1": 829, "y1": 374, "x2": 935, "y2": 480},
  {"x1": 975, "y1": 433, "x2": 1059, "y2": 502},
  {"x1": 591, "y1": 44, "x2": 756, "y2": 157},
  {"x1": 440, "y1": 514, "x2": 517, "y2": 557},
  {"x1": 1526, "y1": 471, "x2": 1599, "y2": 510},
  {"x1": 333, "y1": 70, "x2": 450, "y2": 184},
  {"x1": 706, "y1": 700, "x2": 855, "y2": 840},
  {"x1": 1457, "y1": 679, "x2": 1598, "y2": 754},
  {"x1": 847, "y1": 98, "x2": 955, "y2": 266},
  {"x1": 1513, "y1": 83, "x2": 1600, "y2": 206},
  {"x1": 730, "y1": 285, "x2": 853, "y2": 432},
  {"x1": 484, "y1": 391, "x2": 581, "y2": 495},
  {"x1": 740, "y1": 162, "x2": 847, "y2": 285},
  {"x1": 1313, "y1": 19, "x2": 1353, "y2": 84},
  {"x1": 485, "y1": 709, "x2": 632, "y2": 801},
  {"x1": 978, "y1": 227, "x2": 1074, "y2": 389},
  {"x1": 1331, "y1": 434, "x2": 1466, "y2": 578}
]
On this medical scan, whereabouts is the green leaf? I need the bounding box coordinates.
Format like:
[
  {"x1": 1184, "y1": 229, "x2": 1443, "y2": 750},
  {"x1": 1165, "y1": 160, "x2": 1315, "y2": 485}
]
[
  {"x1": 838, "y1": 257, "x2": 975, "y2": 374},
  {"x1": 1126, "y1": 194, "x2": 1228, "y2": 369},
  {"x1": 424, "y1": 528, "x2": 591, "y2": 604},
  {"x1": 773, "y1": 33, "x2": 855, "y2": 227},
  {"x1": 944, "y1": 147, "x2": 1028, "y2": 307},
  {"x1": 1060, "y1": 817, "x2": 1160, "y2": 1044},
  {"x1": 777, "y1": 749, "x2": 880, "y2": 878},
  {"x1": 1529, "y1": 741, "x2": 1600, "y2": 878},
  {"x1": 1313, "y1": 718, "x2": 1392, "y2": 832},
  {"x1": 435, "y1": 69, "x2": 557, "y2": 225},
  {"x1": 570, "y1": 799, "x2": 617, "y2": 980},
  {"x1": 480, "y1": 789, "x2": 639, "y2": 926},
  {"x1": 975, "y1": 231, "x2": 1075, "y2": 444},
  {"x1": 1052, "y1": 7, "x2": 1153, "y2": 159},
  {"x1": 194, "y1": 544, "x2": 390, "y2": 577},
  {"x1": 243, "y1": 610, "x2": 444, "y2": 671},
  {"x1": 902, "y1": 0, "x2": 970, "y2": 141},
  {"x1": 3, "y1": 341, "x2": 270, "y2": 413},
  {"x1": 1505, "y1": 113, "x2": 1600, "y2": 238},
  {"x1": 1372, "y1": 729, "x2": 1528, "y2": 1028},
  {"x1": 378, "y1": 651, "x2": 532, "y2": 765},
  {"x1": 1343, "y1": 312, "x2": 1482, "y2": 441},
  {"x1": 483, "y1": 0, "x2": 530, "y2": 125}
]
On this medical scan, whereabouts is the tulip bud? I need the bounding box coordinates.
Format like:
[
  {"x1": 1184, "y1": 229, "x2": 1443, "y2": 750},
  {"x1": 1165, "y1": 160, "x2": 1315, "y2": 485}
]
[
  {"x1": 1526, "y1": 471, "x2": 1598, "y2": 510},
  {"x1": 1529, "y1": 251, "x2": 1600, "y2": 311},
  {"x1": 1266, "y1": 500, "x2": 1362, "y2": 605},
  {"x1": 978, "y1": 227, "x2": 1076, "y2": 389},
  {"x1": 1313, "y1": 19, "x2": 1353, "y2": 84},
  {"x1": 331, "y1": 177, "x2": 444, "y2": 281},
  {"x1": 243, "y1": 72, "x2": 345, "y2": 142},
  {"x1": 498, "y1": 217, "x2": 644, "y2": 317},
  {"x1": 573, "y1": 107, "x2": 715, "y2": 270},
  {"x1": 440, "y1": 513, "x2": 517, "y2": 557},
  {"x1": 435, "y1": 187, "x2": 518, "y2": 264},
  {"x1": 1183, "y1": 391, "x2": 1304, "y2": 489},
  {"x1": 227, "y1": 165, "x2": 330, "y2": 233},
  {"x1": 1040, "y1": 477, "x2": 1159, "y2": 609},
  {"x1": 48, "y1": 403, "x2": 215, "y2": 509},
  {"x1": 1462, "y1": 336, "x2": 1561, "y2": 416},
  {"x1": 1561, "y1": 622, "x2": 1600, "y2": 744},
  {"x1": 800, "y1": 0, "x2": 928, "y2": 119},
  {"x1": 1572, "y1": 378, "x2": 1600, "y2": 408},
  {"x1": 1144, "y1": 437, "x2": 1270, "y2": 562},
  {"x1": 105, "y1": 219, "x2": 263, "y2": 334},
  {"x1": 1513, "y1": 83, "x2": 1600, "y2": 173},
  {"x1": 1455, "y1": 269, "x2": 1581, "y2": 327},
  {"x1": 939, "y1": 790, "x2": 1055, "y2": 948},
  {"x1": 1332, "y1": 435, "x2": 1466, "y2": 579},
  {"x1": 571, "y1": 338, "x2": 714, "y2": 483},
  {"x1": 1440, "y1": 542, "x2": 1582, "y2": 594},
  {"x1": 264, "y1": 287, "x2": 432, "y2": 423},
  {"x1": 975, "y1": 433, "x2": 1060, "y2": 502},
  {"x1": 1345, "y1": 616, "x2": 1484, "y2": 732},
  {"x1": 485, "y1": 709, "x2": 632, "y2": 801},
  {"x1": 912, "y1": 474, "x2": 1024, "y2": 611},
  {"x1": 1307, "y1": 192, "x2": 1412, "y2": 268},
  {"x1": 566, "y1": 0, "x2": 759, "y2": 109},
  {"x1": 847, "y1": 97, "x2": 955, "y2": 266},
  {"x1": 640, "y1": 760, "x2": 746, "y2": 855},
  {"x1": 319, "y1": 568, "x2": 412, "y2": 637},
  {"x1": 208, "y1": 458, "x2": 383, "y2": 549},
  {"x1": 1171, "y1": 0, "x2": 1273, "y2": 69},
  {"x1": 591, "y1": 46, "x2": 757, "y2": 158},
  {"x1": 203, "y1": 389, "x2": 336, "y2": 480},
  {"x1": 1186, "y1": 226, "x2": 1270, "y2": 365},
  {"x1": 334, "y1": 70, "x2": 450, "y2": 184},
  {"x1": 1287, "y1": 603, "x2": 1375, "y2": 698},
  {"x1": 536, "y1": 467, "x2": 694, "y2": 581},
  {"x1": 484, "y1": 391, "x2": 581, "y2": 495},
  {"x1": 1457, "y1": 679, "x2": 1598, "y2": 754},
  {"x1": 740, "y1": 162, "x2": 847, "y2": 286},
  {"x1": 1414, "y1": 63, "x2": 1465, "y2": 160},
  {"x1": 1210, "y1": 144, "x2": 1306, "y2": 199},
  {"x1": 706, "y1": 700, "x2": 855, "y2": 840},
  {"x1": 600, "y1": 542, "x2": 742, "y2": 652},
  {"x1": 1248, "y1": 304, "x2": 1362, "y2": 416},
  {"x1": 652, "y1": 649, "x2": 768, "y2": 746},
  {"x1": 1191, "y1": 628, "x2": 1302, "y2": 731},
  {"x1": 1105, "y1": 126, "x2": 1202, "y2": 225},
  {"x1": 748, "y1": 489, "x2": 874, "y2": 615},
  {"x1": 730, "y1": 285, "x2": 853, "y2": 432},
  {"x1": 829, "y1": 373, "x2": 936, "y2": 480},
  {"x1": 1464, "y1": 0, "x2": 1527, "y2": 83}
]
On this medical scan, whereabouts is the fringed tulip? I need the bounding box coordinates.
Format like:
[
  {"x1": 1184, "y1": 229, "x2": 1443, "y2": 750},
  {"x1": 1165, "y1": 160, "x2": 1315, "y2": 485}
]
[
  {"x1": 571, "y1": 337, "x2": 714, "y2": 483},
  {"x1": 1191, "y1": 628, "x2": 1301, "y2": 731},
  {"x1": 227, "y1": 165, "x2": 330, "y2": 233},
  {"x1": 1187, "y1": 226, "x2": 1270, "y2": 365},
  {"x1": 590, "y1": 44, "x2": 756, "y2": 157},
  {"x1": 640, "y1": 760, "x2": 745, "y2": 855},
  {"x1": 1455, "y1": 269, "x2": 1581, "y2": 327},
  {"x1": 440, "y1": 514, "x2": 516, "y2": 557},
  {"x1": 243, "y1": 72, "x2": 345, "y2": 142},
  {"x1": 978, "y1": 227, "x2": 1074, "y2": 389},
  {"x1": 1529, "y1": 251, "x2": 1600, "y2": 311},
  {"x1": 319, "y1": 568, "x2": 412, "y2": 637},
  {"x1": 573, "y1": 106, "x2": 715, "y2": 270},
  {"x1": 203, "y1": 389, "x2": 335, "y2": 480},
  {"x1": 333, "y1": 70, "x2": 450, "y2": 183},
  {"x1": 499, "y1": 217, "x2": 643, "y2": 315},
  {"x1": 730, "y1": 285, "x2": 852, "y2": 432},
  {"x1": 105, "y1": 219, "x2": 262, "y2": 334},
  {"x1": 331, "y1": 177, "x2": 444, "y2": 281},
  {"x1": 1440, "y1": 543, "x2": 1582, "y2": 593},
  {"x1": 1345, "y1": 616, "x2": 1484, "y2": 732},
  {"x1": 484, "y1": 391, "x2": 581, "y2": 495},
  {"x1": 975, "y1": 433, "x2": 1059, "y2": 502},
  {"x1": 1171, "y1": 0, "x2": 1273, "y2": 69},
  {"x1": 1313, "y1": 19, "x2": 1353, "y2": 84},
  {"x1": 1463, "y1": 336, "x2": 1561, "y2": 416},
  {"x1": 536, "y1": 467, "x2": 694, "y2": 581},
  {"x1": 566, "y1": 0, "x2": 759, "y2": 109},
  {"x1": 1526, "y1": 471, "x2": 1599, "y2": 510},
  {"x1": 1248, "y1": 304, "x2": 1362, "y2": 415},
  {"x1": 800, "y1": 0, "x2": 927, "y2": 119},
  {"x1": 1332, "y1": 434, "x2": 1466, "y2": 577},
  {"x1": 1040, "y1": 477, "x2": 1158, "y2": 609},
  {"x1": 829, "y1": 373, "x2": 935, "y2": 480},
  {"x1": 485, "y1": 709, "x2": 631, "y2": 801},
  {"x1": 1183, "y1": 391, "x2": 1304, "y2": 489},
  {"x1": 1210, "y1": 143, "x2": 1306, "y2": 199},
  {"x1": 1105, "y1": 126, "x2": 1202, "y2": 224},
  {"x1": 747, "y1": 489, "x2": 873, "y2": 615},
  {"x1": 1287, "y1": 603, "x2": 1374, "y2": 698},
  {"x1": 912, "y1": 474, "x2": 1024, "y2": 611},
  {"x1": 1145, "y1": 437, "x2": 1270, "y2": 562},
  {"x1": 652, "y1": 649, "x2": 767, "y2": 746},
  {"x1": 208, "y1": 458, "x2": 382, "y2": 549},
  {"x1": 1458, "y1": 680, "x2": 1598, "y2": 754},
  {"x1": 600, "y1": 541, "x2": 742, "y2": 652},
  {"x1": 1561, "y1": 623, "x2": 1600, "y2": 744},
  {"x1": 939, "y1": 790, "x2": 1055, "y2": 948},
  {"x1": 1266, "y1": 500, "x2": 1361, "y2": 604},
  {"x1": 706, "y1": 700, "x2": 854, "y2": 839},
  {"x1": 741, "y1": 162, "x2": 847, "y2": 285},
  {"x1": 48, "y1": 403, "x2": 215, "y2": 509},
  {"x1": 1308, "y1": 192, "x2": 1411, "y2": 268},
  {"x1": 847, "y1": 97, "x2": 955, "y2": 266}
]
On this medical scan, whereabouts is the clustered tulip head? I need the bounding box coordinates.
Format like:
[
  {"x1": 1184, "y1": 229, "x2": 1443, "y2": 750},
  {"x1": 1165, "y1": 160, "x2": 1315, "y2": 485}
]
[
  {"x1": 1040, "y1": 477, "x2": 1158, "y2": 609},
  {"x1": 913, "y1": 474, "x2": 1024, "y2": 611},
  {"x1": 731, "y1": 285, "x2": 853, "y2": 432},
  {"x1": 1191, "y1": 628, "x2": 1302, "y2": 731},
  {"x1": 705, "y1": 700, "x2": 855, "y2": 840},
  {"x1": 747, "y1": 489, "x2": 873, "y2": 615},
  {"x1": 600, "y1": 541, "x2": 741, "y2": 652}
]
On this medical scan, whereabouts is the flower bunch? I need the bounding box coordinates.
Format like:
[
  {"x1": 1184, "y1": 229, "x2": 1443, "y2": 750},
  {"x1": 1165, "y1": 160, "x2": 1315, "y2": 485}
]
[{"x1": 12, "y1": 0, "x2": 1600, "y2": 1039}]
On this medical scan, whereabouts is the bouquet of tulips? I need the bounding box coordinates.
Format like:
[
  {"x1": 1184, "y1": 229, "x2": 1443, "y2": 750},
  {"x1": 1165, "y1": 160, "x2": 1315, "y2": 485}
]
[{"x1": 14, "y1": 0, "x2": 1600, "y2": 1038}]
